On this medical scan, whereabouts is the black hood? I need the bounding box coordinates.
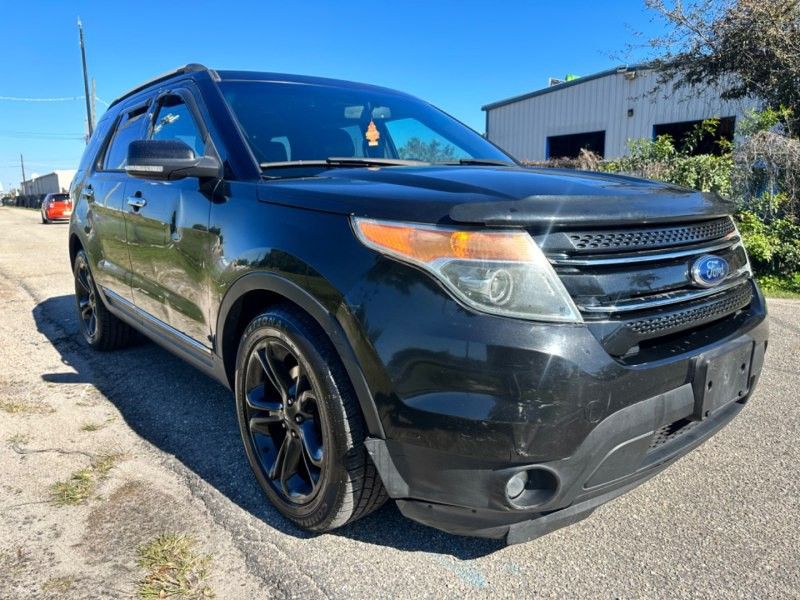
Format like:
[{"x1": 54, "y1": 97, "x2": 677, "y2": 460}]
[{"x1": 257, "y1": 165, "x2": 734, "y2": 229}]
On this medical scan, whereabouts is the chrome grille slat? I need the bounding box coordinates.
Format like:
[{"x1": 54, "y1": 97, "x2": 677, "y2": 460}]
[
  {"x1": 579, "y1": 270, "x2": 750, "y2": 314},
  {"x1": 550, "y1": 234, "x2": 739, "y2": 266}
]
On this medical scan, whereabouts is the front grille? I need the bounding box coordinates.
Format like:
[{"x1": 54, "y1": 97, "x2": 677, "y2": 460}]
[
  {"x1": 540, "y1": 217, "x2": 735, "y2": 254},
  {"x1": 540, "y1": 216, "x2": 755, "y2": 355}
]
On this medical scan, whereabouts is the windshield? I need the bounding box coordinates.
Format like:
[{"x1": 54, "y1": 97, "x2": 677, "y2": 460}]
[{"x1": 219, "y1": 81, "x2": 513, "y2": 173}]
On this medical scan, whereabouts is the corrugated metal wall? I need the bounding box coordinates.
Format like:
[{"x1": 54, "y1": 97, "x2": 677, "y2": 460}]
[{"x1": 486, "y1": 69, "x2": 757, "y2": 162}]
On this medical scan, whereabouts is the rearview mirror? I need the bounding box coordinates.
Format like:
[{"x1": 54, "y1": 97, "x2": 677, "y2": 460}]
[{"x1": 125, "y1": 139, "x2": 220, "y2": 180}]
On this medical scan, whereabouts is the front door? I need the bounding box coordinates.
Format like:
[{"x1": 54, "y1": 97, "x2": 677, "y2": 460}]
[{"x1": 124, "y1": 90, "x2": 216, "y2": 348}]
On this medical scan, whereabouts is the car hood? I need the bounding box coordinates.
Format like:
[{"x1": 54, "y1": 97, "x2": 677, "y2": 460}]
[{"x1": 257, "y1": 165, "x2": 734, "y2": 228}]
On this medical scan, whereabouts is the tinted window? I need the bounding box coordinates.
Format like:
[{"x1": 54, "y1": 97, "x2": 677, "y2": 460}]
[
  {"x1": 103, "y1": 107, "x2": 148, "y2": 170},
  {"x1": 150, "y1": 95, "x2": 205, "y2": 157},
  {"x1": 78, "y1": 115, "x2": 114, "y2": 172},
  {"x1": 220, "y1": 81, "x2": 511, "y2": 166}
]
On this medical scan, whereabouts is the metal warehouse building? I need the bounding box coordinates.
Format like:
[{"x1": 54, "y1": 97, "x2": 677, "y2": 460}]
[
  {"x1": 482, "y1": 64, "x2": 759, "y2": 162},
  {"x1": 20, "y1": 170, "x2": 76, "y2": 197}
]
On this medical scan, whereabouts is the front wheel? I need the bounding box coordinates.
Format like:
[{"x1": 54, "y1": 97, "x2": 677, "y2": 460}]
[{"x1": 235, "y1": 307, "x2": 386, "y2": 531}]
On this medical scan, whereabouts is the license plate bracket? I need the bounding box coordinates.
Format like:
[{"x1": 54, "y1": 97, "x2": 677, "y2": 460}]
[{"x1": 691, "y1": 341, "x2": 754, "y2": 420}]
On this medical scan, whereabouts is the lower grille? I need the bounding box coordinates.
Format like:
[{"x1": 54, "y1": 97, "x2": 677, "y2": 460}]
[
  {"x1": 648, "y1": 418, "x2": 699, "y2": 451},
  {"x1": 626, "y1": 283, "x2": 753, "y2": 336}
]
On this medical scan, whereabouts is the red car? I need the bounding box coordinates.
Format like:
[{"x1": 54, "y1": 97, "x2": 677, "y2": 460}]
[{"x1": 41, "y1": 193, "x2": 72, "y2": 223}]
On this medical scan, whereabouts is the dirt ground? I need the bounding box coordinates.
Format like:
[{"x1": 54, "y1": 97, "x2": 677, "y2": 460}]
[{"x1": 1, "y1": 206, "x2": 799, "y2": 599}]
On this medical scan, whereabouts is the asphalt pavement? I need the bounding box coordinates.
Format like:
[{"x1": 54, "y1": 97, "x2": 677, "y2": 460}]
[{"x1": 0, "y1": 206, "x2": 798, "y2": 599}]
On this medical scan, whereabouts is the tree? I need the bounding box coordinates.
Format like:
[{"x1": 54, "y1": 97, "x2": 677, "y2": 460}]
[
  {"x1": 645, "y1": 0, "x2": 800, "y2": 134},
  {"x1": 397, "y1": 138, "x2": 458, "y2": 163}
]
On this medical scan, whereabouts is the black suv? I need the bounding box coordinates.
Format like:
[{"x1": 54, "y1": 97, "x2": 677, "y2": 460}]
[{"x1": 69, "y1": 64, "x2": 768, "y2": 544}]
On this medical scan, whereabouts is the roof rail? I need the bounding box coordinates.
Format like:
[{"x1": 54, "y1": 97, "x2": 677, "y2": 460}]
[{"x1": 108, "y1": 63, "x2": 215, "y2": 108}]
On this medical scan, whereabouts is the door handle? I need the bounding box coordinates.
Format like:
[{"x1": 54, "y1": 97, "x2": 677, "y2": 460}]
[
  {"x1": 127, "y1": 195, "x2": 147, "y2": 209},
  {"x1": 81, "y1": 187, "x2": 94, "y2": 201}
]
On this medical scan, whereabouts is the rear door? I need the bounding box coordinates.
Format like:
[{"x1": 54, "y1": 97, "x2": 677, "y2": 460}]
[
  {"x1": 124, "y1": 88, "x2": 216, "y2": 348},
  {"x1": 83, "y1": 102, "x2": 150, "y2": 303}
]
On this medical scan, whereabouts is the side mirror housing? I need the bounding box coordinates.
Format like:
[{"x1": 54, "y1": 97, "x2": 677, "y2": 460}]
[{"x1": 125, "y1": 139, "x2": 221, "y2": 180}]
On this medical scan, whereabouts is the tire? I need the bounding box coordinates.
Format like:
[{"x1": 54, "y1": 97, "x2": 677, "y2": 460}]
[
  {"x1": 73, "y1": 250, "x2": 136, "y2": 351},
  {"x1": 41, "y1": 213, "x2": 48, "y2": 224},
  {"x1": 235, "y1": 306, "x2": 386, "y2": 531}
]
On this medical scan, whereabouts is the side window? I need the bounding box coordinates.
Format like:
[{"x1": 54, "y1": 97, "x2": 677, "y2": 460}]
[
  {"x1": 150, "y1": 95, "x2": 206, "y2": 157},
  {"x1": 102, "y1": 106, "x2": 148, "y2": 171}
]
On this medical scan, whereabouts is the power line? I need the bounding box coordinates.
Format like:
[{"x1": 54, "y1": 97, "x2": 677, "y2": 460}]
[
  {"x1": 0, "y1": 130, "x2": 85, "y2": 140},
  {"x1": 0, "y1": 94, "x2": 109, "y2": 106}
]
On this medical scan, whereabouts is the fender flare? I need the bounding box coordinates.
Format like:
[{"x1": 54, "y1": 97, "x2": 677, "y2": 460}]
[{"x1": 216, "y1": 272, "x2": 385, "y2": 439}]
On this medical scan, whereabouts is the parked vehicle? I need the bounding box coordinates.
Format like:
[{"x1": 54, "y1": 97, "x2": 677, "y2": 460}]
[
  {"x1": 68, "y1": 65, "x2": 768, "y2": 544},
  {"x1": 41, "y1": 193, "x2": 72, "y2": 223}
]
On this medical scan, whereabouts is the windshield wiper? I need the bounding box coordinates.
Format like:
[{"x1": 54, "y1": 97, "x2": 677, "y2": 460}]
[
  {"x1": 435, "y1": 158, "x2": 517, "y2": 167},
  {"x1": 260, "y1": 157, "x2": 428, "y2": 171}
]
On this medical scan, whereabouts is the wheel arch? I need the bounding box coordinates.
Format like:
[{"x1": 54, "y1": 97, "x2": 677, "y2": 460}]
[
  {"x1": 216, "y1": 272, "x2": 385, "y2": 439},
  {"x1": 69, "y1": 233, "x2": 84, "y2": 267}
]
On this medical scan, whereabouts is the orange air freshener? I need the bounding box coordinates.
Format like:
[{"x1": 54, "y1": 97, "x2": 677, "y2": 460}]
[{"x1": 365, "y1": 120, "x2": 381, "y2": 147}]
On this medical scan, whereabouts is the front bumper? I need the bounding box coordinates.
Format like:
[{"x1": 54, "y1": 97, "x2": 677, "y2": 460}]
[{"x1": 360, "y1": 282, "x2": 768, "y2": 544}]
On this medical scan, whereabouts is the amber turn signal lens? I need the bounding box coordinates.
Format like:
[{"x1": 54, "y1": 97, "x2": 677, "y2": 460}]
[{"x1": 355, "y1": 219, "x2": 536, "y2": 263}]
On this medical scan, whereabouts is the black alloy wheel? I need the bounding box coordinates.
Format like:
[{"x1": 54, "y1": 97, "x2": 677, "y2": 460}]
[
  {"x1": 243, "y1": 337, "x2": 326, "y2": 504},
  {"x1": 235, "y1": 307, "x2": 387, "y2": 531}
]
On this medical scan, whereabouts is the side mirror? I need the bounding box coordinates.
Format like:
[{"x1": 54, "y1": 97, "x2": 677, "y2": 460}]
[{"x1": 125, "y1": 139, "x2": 221, "y2": 180}]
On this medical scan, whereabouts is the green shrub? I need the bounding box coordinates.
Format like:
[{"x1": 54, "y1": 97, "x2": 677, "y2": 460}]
[{"x1": 530, "y1": 116, "x2": 800, "y2": 296}]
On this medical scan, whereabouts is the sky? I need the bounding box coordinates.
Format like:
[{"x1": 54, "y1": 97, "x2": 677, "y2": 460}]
[{"x1": 0, "y1": 0, "x2": 665, "y2": 191}]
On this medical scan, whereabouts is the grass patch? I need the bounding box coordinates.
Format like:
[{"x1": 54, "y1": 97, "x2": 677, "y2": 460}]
[
  {"x1": 137, "y1": 534, "x2": 214, "y2": 599},
  {"x1": 0, "y1": 399, "x2": 54, "y2": 415},
  {"x1": 758, "y1": 274, "x2": 800, "y2": 299},
  {"x1": 42, "y1": 575, "x2": 75, "y2": 594},
  {"x1": 7, "y1": 433, "x2": 31, "y2": 445},
  {"x1": 93, "y1": 452, "x2": 125, "y2": 477},
  {"x1": 50, "y1": 468, "x2": 94, "y2": 506},
  {"x1": 49, "y1": 452, "x2": 125, "y2": 506},
  {"x1": 80, "y1": 419, "x2": 113, "y2": 432}
]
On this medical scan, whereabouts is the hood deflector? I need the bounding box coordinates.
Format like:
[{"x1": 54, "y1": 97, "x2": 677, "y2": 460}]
[{"x1": 449, "y1": 192, "x2": 734, "y2": 229}]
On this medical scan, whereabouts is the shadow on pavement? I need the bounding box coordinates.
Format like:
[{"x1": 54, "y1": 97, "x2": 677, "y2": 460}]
[{"x1": 33, "y1": 294, "x2": 504, "y2": 559}]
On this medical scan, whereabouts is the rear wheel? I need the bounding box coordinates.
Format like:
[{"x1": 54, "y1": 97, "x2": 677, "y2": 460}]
[
  {"x1": 235, "y1": 307, "x2": 386, "y2": 531},
  {"x1": 73, "y1": 250, "x2": 136, "y2": 350}
]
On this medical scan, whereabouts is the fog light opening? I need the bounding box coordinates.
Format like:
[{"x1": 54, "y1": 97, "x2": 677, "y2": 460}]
[
  {"x1": 506, "y1": 467, "x2": 560, "y2": 508},
  {"x1": 506, "y1": 471, "x2": 527, "y2": 499}
]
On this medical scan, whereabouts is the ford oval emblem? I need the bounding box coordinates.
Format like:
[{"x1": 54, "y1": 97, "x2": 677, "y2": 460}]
[{"x1": 691, "y1": 255, "x2": 730, "y2": 288}]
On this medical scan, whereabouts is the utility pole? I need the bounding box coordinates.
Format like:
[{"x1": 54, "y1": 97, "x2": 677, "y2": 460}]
[
  {"x1": 78, "y1": 17, "x2": 93, "y2": 139},
  {"x1": 20, "y1": 154, "x2": 26, "y2": 194},
  {"x1": 91, "y1": 78, "x2": 97, "y2": 126}
]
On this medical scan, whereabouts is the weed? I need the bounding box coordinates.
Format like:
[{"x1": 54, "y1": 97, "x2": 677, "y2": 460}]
[
  {"x1": 49, "y1": 452, "x2": 125, "y2": 506},
  {"x1": 42, "y1": 575, "x2": 75, "y2": 594},
  {"x1": 0, "y1": 399, "x2": 54, "y2": 415},
  {"x1": 137, "y1": 534, "x2": 214, "y2": 599},
  {"x1": 7, "y1": 433, "x2": 31, "y2": 445},
  {"x1": 50, "y1": 468, "x2": 94, "y2": 506},
  {"x1": 80, "y1": 417, "x2": 115, "y2": 432}
]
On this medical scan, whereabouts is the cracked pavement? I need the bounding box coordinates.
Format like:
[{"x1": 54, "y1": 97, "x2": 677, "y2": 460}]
[{"x1": 1, "y1": 206, "x2": 798, "y2": 599}]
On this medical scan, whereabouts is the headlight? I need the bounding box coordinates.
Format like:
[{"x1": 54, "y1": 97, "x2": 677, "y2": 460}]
[{"x1": 352, "y1": 217, "x2": 582, "y2": 323}]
